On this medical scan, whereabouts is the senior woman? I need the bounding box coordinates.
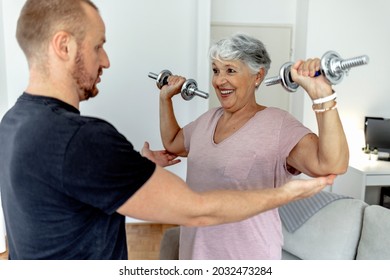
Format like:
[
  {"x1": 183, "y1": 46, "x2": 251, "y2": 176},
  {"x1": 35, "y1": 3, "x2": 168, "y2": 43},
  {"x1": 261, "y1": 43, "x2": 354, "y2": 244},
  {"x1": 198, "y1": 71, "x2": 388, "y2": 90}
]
[{"x1": 159, "y1": 33, "x2": 349, "y2": 260}]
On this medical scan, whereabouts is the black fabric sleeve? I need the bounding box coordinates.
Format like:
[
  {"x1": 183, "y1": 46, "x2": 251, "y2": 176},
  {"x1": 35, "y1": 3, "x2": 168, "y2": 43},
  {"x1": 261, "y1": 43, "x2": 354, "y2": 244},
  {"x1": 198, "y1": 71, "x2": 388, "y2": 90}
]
[{"x1": 62, "y1": 120, "x2": 156, "y2": 214}]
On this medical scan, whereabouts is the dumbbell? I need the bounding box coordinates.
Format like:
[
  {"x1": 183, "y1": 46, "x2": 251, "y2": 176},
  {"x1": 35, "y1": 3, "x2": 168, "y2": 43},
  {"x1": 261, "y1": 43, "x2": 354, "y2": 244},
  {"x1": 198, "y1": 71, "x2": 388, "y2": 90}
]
[
  {"x1": 148, "y1": 70, "x2": 209, "y2": 100},
  {"x1": 264, "y1": 51, "x2": 370, "y2": 92}
]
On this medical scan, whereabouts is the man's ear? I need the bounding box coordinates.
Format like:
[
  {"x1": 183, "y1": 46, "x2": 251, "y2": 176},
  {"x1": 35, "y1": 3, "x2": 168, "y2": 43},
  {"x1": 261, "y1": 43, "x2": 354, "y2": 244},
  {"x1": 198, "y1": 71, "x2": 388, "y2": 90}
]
[{"x1": 51, "y1": 31, "x2": 77, "y2": 61}]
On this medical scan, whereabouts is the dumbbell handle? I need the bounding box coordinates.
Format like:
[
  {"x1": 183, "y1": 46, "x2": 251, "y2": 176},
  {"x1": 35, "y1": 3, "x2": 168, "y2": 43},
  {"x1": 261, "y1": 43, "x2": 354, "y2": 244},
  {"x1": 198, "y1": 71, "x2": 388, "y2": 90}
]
[
  {"x1": 148, "y1": 72, "x2": 159, "y2": 79},
  {"x1": 336, "y1": 55, "x2": 369, "y2": 70},
  {"x1": 181, "y1": 79, "x2": 209, "y2": 100},
  {"x1": 322, "y1": 53, "x2": 369, "y2": 84},
  {"x1": 148, "y1": 71, "x2": 172, "y2": 90},
  {"x1": 264, "y1": 51, "x2": 369, "y2": 92},
  {"x1": 263, "y1": 62, "x2": 298, "y2": 92},
  {"x1": 148, "y1": 70, "x2": 209, "y2": 100},
  {"x1": 264, "y1": 74, "x2": 288, "y2": 86}
]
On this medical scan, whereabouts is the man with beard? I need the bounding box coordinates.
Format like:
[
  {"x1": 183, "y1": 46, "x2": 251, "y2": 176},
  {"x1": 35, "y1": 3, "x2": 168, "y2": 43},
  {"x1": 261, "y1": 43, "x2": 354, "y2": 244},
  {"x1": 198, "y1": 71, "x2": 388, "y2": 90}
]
[{"x1": 0, "y1": 0, "x2": 335, "y2": 260}]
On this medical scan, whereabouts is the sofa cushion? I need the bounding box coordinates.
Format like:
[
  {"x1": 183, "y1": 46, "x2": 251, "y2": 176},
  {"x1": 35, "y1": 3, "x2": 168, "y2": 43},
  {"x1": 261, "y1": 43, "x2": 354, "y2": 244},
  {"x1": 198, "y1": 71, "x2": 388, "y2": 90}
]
[
  {"x1": 282, "y1": 198, "x2": 367, "y2": 259},
  {"x1": 356, "y1": 205, "x2": 390, "y2": 260},
  {"x1": 282, "y1": 249, "x2": 301, "y2": 260},
  {"x1": 280, "y1": 191, "x2": 348, "y2": 233},
  {"x1": 159, "y1": 226, "x2": 180, "y2": 260}
]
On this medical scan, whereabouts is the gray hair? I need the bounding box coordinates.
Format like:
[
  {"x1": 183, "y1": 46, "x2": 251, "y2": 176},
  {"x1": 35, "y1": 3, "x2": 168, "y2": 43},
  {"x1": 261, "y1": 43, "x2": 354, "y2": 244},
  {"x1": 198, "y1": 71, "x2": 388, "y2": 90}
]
[{"x1": 209, "y1": 33, "x2": 271, "y2": 75}]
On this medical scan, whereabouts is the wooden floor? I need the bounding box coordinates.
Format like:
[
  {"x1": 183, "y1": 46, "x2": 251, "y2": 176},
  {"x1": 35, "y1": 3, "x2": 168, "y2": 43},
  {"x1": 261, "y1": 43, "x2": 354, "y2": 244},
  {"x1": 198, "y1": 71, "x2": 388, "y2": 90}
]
[
  {"x1": 126, "y1": 223, "x2": 177, "y2": 260},
  {"x1": 0, "y1": 239, "x2": 8, "y2": 260},
  {"x1": 0, "y1": 249, "x2": 7, "y2": 260},
  {"x1": 0, "y1": 223, "x2": 177, "y2": 260}
]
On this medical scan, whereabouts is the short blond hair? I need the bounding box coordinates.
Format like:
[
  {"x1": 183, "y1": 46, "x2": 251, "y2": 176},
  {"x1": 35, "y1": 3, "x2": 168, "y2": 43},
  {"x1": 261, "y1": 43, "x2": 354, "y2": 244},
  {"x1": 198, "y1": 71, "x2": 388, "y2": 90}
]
[{"x1": 16, "y1": 0, "x2": 98, "y2": 61}]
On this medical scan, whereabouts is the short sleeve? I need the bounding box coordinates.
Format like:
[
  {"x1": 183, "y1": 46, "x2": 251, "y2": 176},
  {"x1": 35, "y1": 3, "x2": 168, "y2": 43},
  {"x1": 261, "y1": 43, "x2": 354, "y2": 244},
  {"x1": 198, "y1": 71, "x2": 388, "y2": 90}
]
[
  {"x1": 278, "y1": 111, "x2": 312, "y2": 159},
  {"x1": 62, "y1": 120, "x2": 156, "y2": 214},
  {"x1": 183, "y1": 120, "x2": 197, "y2": 152}
]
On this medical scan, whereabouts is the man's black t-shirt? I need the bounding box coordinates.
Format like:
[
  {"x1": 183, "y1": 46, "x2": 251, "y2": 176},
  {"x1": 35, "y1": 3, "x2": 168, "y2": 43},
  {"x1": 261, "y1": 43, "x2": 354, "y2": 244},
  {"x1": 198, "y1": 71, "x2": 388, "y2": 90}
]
[{"x1": 0, "y1": 93, "x2": 156, "y2": 259}]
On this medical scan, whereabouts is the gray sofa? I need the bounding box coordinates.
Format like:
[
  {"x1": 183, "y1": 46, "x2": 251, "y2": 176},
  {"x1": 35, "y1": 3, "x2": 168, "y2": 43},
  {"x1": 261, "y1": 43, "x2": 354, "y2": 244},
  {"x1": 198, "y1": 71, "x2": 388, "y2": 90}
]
[{"x1": 159, "y1": 193, "x2": 390, "y2": 260}]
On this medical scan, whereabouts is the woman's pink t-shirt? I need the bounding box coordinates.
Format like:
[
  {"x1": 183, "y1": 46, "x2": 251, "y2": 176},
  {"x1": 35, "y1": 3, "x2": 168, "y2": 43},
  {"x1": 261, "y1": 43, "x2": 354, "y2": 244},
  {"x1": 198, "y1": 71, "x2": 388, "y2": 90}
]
[{"x1": 180, "y1": 107, "x2": 311, "y2": 259}]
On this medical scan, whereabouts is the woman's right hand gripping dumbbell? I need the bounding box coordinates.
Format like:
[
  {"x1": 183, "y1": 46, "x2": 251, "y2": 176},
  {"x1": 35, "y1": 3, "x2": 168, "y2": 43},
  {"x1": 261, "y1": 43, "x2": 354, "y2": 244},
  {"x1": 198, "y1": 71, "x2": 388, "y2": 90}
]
[{"x1": 160, "y1": 75, "x2": 186, "y2": 101}]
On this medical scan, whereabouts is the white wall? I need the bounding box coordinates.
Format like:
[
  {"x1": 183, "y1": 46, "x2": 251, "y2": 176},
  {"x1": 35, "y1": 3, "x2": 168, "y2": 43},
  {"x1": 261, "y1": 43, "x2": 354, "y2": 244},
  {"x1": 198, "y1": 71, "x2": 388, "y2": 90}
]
[
  {"x1": 0, "y1": 0, "x2": 8, "y2": 119},
  {"x1": 302, "y1": 0, "x2": 389, "y2": 154},
  {"x1": 1, "y1": 0, "x2": 28, "y2": 112},
  {"x1": 0, "y1": 0, "x2": 8, "y2": 253},
  {"x1": 290, "y1": 0, "x2": 309, "y2": 122}
]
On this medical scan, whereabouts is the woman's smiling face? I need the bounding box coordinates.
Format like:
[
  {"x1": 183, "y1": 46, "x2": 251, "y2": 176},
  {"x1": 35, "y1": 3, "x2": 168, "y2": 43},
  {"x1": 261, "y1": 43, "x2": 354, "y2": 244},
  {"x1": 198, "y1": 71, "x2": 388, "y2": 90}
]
[{"x1": 211, "y1": 59, "x2": 259, "y2": 112}]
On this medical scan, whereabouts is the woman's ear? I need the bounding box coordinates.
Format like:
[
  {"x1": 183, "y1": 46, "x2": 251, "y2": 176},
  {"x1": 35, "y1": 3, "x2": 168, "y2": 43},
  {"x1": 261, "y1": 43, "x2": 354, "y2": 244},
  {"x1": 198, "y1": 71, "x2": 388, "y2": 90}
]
[
  {"x1": 51, "y1": 31, "x2": 76, "y2": 61},
  {"x1": 256, "y1": 68, "x2": 266, "y2": 84}
]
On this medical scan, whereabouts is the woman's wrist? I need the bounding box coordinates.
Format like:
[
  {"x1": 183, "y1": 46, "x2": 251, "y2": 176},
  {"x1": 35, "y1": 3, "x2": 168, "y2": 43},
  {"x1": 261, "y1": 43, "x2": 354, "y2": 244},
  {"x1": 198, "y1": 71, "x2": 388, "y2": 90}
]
[
  {"x1": 312, "y1": 99, "x2": 337, "y2": 113},
  {"x1": 312, "y1": 91, "x2": 337, "y2": 105},
  {"x1": 160, "y1": 94, "x2": 174, "y2": 103}
]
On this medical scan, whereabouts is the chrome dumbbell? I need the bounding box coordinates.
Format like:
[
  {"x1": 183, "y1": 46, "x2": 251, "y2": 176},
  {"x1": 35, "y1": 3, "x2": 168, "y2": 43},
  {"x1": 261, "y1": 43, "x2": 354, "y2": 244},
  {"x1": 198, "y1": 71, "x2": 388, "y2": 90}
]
[
  {"x1": 264, "y1": 51, "x2": 370, "y2": 92},
  {"x1": 148, "y1": 69, "x2": 172, "y2": 90},
  {"x1": 148, "y1": 70, "x2": 209, "y2": 100}
]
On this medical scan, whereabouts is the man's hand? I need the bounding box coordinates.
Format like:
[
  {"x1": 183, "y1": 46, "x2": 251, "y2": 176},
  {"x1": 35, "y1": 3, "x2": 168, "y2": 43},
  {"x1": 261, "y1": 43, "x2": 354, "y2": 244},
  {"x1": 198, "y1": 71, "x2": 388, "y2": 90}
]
[
  {"x1": 282, "y1": 174, "x2": 337, "y2": 202},
  {"x1": 141, "y1": 141, "x2": 181, "y2": 167}
]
